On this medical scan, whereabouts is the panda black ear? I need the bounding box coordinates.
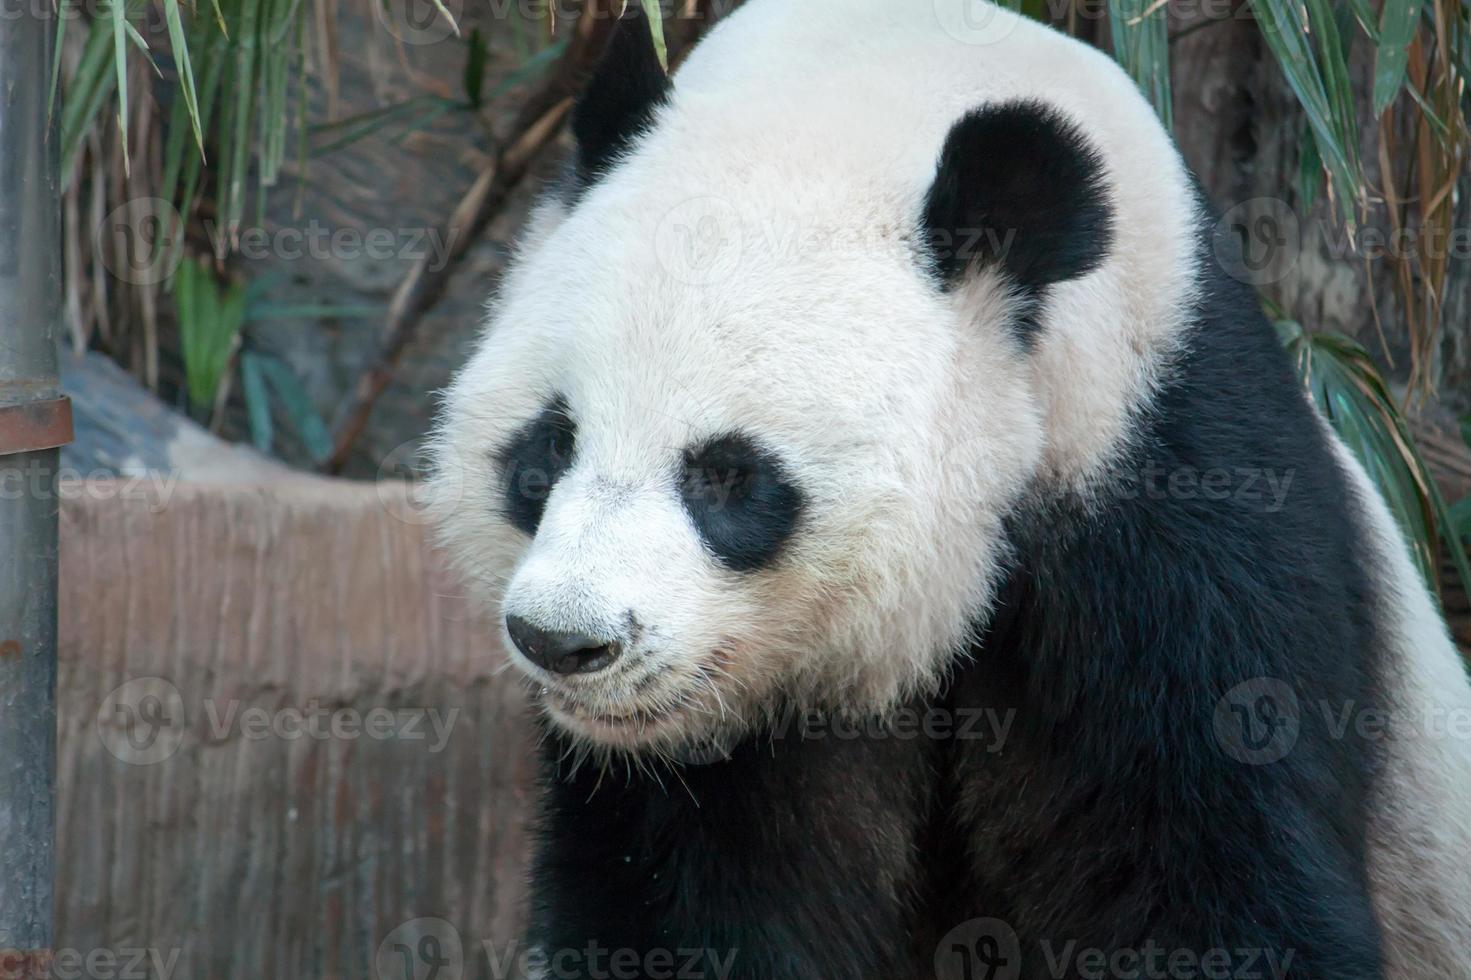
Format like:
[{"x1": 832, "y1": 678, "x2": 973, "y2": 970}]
[
  {"x1": 571, "y1": 7, "x2": 671, "y2": 186},
  {"x1": 921, "y1": 100, "x2": 1113, "y2": 315}
]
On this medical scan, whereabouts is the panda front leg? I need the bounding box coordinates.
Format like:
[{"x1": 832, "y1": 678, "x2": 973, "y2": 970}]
[{"x1": 524, "y1": 715, "x2": 936, "y2": 980}]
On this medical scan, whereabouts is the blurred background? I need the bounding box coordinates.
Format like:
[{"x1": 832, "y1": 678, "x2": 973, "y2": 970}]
[{"x1": 18, "y1": 0, "x2": 1471, "y2": 976}]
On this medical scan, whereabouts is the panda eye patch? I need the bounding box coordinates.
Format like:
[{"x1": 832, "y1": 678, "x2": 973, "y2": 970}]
[
  {"x1": 680, "y1": 433, "x2": 803, "y2": 572},
  {"x1": 496, "y1": 397, "x2": 576, "y2": 535}
]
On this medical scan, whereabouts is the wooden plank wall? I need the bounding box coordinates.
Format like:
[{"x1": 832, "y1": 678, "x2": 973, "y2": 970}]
[{"x1": 55, "y1": 479, "x2": 534, "y2": 980}]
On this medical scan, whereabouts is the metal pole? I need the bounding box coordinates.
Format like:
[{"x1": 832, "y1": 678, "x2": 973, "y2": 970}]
[{"x1": 0, "y1": 5, "x2": 68, "y2": 978}]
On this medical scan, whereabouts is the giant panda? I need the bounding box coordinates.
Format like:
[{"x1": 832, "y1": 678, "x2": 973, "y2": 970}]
[{"x1": 429, "y1": 0, "x2": 1471, "y2": 976}]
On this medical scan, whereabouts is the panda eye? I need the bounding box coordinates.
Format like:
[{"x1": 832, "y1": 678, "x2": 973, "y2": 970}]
[
  {"x1": 680, "y1": 433, "x2": 803, "y2": 572},
  {"x1": 496, "y1": 397, "x2": 576, "y2": 535}
]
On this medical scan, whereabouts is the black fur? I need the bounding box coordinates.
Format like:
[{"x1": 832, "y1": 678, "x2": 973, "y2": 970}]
[
  {"x1": 497, "y1": 396, "x2": 576, "y2": 536},
  {"x1": 921, "y1": 100, "x2": 1114, "y2": 347},
  {"x1": 680, "y1": 433, "x2": 804, "y2": 572},
  {"x1": 571, "y1": 8, "x2": 671, "y2": 187},
  {"x1": 924, "y1": 193, "x2": 1387, "y2": 978},
  {"x1": 529, "y1": 710, "x2": 933, "y2": 980},
  {"x1": 520, "y1": 191, "x2": 1391, "y2": 978}
]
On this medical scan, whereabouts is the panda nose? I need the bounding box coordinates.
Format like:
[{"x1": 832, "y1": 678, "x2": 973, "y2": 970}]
[{"x1": 505, "y1": 615, "x2": 621, "y2": 676}]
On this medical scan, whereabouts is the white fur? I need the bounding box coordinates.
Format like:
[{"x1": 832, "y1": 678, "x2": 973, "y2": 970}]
[
  {"x1": 1325, "y1": 431, "x2": 1471, "y2": 978},
  {"x1": 430, "y1": 0, "x2": 1197, "y2": 755},
  {"x1": 430, "y1": 0, "x2": 1471, "y2": 960}
]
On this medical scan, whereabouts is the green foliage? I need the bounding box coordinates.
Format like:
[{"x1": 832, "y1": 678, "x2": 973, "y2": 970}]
[
  {"x1": 1373, "y1": 0, "x2": 1424, "y2": 114},
  {"x1": 173, "y1": 258, "x2": 247, "y2": 416},
  {"x1": 307, "y1": 36, "x2": 565, "y2": 157},
  {"x1": 1108, "y1": 0, "x2": 1172, "y2": 132},
  {"x1": 638, "y1": 0, "x2": 668, "y2": 71},
  {"x1": 1249, "y1": 0, "x2": 1362, "y2": 221},
  {"x1": 1277, "y1": 321, "x2": 1471, "y2": 601},
  {"x1": 1452, "y1": 495, "x2": 1471, "y2": 544},
  {"x1": 464, "y1": 28, "x2": 489, "y2": 108},
  {"x1": 57, "y1": 0, "x2": 1471, "y2": 512},
  {"x1": 240, "y1": 350, "x2": 334, "y2": 463}
]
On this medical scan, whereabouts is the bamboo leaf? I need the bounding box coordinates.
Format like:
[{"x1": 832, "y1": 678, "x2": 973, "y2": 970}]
[
  {"x1": 240, "y1": 351, "x2": 275, "y2": 453},
  {"x1": 1342, "y1": 0, "x2": 1381, "y2": 39},
  {"x1": 176, "y1": 260, "x2": 248, "y2": 413},
  {"x1": 221, "y1": 0, "x2": 263, "y2": 236},
  {"x1": 638, "y1": 0, "x2": 668, "y2": 72},
  {"x1": 161, "y1": 0, "x2": 206, "y2": 154},
  {"x1": 48, "y1": 0, "x2": 68, "y2": 125},
  {"x1": 1451, "y1": 495, "x2": 1471, "y2": 540},
  {"x1": 1297, "y1": 121, "x2": 1322, "y2": 209},
  {"x1": 464, "y1": 27, "x2": 488, "y2": 106},
  {"x1": 124, "y1": 20, "x2": 161, "y2": 77},
  {"x1": 1280, "y1": 324, "x2": 1471, "y2": 601},
  {"x1": 1250, "y1": 0, "x2": 1361, "y2": 220},
  {"x1": 257, "y1": 355, "x2": 333, "y2": 463},
  {"x1": 1109, "y1": 0, "x2": 1172, "y2": 130},
  {"x1": 109, "y1": 0, "x2": 131, "y2": 174},
  {"x1": 1372, "y1": 0, "x2": 1423, "y2": 115},
  {"x1": 60, "y1": 17, "x2": 116, "y2": 181}
]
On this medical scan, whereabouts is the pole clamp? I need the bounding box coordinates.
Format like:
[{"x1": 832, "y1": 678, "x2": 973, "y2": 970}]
[{"x1": 0, "y1": 395, "x2": 74, "y2": 457}]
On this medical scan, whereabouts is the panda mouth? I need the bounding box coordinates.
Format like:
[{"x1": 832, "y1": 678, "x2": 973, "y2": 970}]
[{"x1": 546, "y1": 690, "x2": 683, "y2": 730}]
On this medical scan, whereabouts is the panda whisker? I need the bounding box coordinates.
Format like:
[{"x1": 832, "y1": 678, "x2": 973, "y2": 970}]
[{"x1": 692, "y1": 667, "x2": 731, "y2": 721}]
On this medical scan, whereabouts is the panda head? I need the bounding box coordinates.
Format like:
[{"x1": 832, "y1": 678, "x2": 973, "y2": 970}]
[{"x1": 430, "y1": 12, "x2": 1125, "y2": 758}]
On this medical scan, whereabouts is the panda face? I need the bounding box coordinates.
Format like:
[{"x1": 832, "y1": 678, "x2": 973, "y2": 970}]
[
  {"x1": 425, "y1": 10, "x2": 1195, "y2": 755},
  {"x1": 430, "y1": 180, "x2": 1047, "y2": 756}
]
